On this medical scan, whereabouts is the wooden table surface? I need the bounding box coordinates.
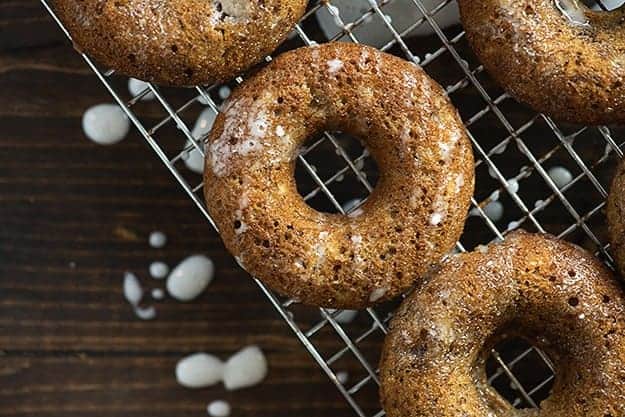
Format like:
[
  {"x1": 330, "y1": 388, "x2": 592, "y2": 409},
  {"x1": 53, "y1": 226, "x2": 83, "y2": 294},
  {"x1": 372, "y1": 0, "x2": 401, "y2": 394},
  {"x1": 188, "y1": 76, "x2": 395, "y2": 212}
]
[{"x1": 0, "y1": 2, "x2": 360, "y2": 416}]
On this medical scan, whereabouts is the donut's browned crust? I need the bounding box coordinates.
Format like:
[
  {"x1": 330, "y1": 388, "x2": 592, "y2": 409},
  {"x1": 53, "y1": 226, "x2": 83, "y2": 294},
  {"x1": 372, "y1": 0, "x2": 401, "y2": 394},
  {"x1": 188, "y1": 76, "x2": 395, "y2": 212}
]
[
  {"x1": 52, "y1": 0, "x2": 307, "y2": 86},
  {"x1": 203, "y1": 43, "x2": 475, "y2": 308},
  {"x1": 458, "y1": 0, "x2": 625, "y2": 125},
  {"x1": 607, "y1": 159, "x2": 625, "y2": 276},
  {"x1": 380, "y1": 231, "x2": 625, "y2": 417}
]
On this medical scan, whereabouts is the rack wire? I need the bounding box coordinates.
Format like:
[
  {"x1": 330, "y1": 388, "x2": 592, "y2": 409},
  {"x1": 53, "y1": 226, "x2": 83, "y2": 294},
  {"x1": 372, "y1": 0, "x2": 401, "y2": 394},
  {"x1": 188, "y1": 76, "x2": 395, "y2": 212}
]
[{"x1": 40, "y1": 0, "x2": 624, "y2": 415}]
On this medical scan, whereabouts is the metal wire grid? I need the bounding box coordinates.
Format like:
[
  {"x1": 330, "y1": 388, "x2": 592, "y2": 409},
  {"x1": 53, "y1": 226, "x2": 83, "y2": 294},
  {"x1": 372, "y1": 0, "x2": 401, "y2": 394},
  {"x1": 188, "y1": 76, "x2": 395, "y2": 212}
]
[{"x1": 39, "y1": 0, "x2": 624, "y2": 415}]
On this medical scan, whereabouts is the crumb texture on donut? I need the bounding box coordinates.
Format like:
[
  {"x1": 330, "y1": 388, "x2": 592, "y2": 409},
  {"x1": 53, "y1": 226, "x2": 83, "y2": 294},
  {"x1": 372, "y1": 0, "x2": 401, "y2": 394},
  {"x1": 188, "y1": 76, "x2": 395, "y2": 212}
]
[
  {"x1": 458, "y1": 0, "x2": 625, "y2": 125},
  {"x1": 380, "y1": 231, "x2": 625, "y2": 417},
  {"x1": 53, "y1": 0, "x2": 307, "y2": 86},
  {"x1": 607, "y1": 159, "x2": 625, "y2": 276},
  {"x1": 203, "y1": 42, "x2": 475, "y2": 308}
]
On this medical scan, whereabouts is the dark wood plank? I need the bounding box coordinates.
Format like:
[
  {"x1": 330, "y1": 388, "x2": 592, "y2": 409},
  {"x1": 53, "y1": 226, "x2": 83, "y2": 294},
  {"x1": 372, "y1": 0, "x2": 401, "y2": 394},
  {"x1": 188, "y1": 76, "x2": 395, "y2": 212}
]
[{"x1": 0, "y1": 2, "x2": 366, "y2": 416}]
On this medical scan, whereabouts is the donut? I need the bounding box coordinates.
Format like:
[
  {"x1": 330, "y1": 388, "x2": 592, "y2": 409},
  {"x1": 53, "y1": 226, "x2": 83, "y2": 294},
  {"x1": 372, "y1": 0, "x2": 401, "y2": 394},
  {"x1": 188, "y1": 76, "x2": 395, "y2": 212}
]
[
  {"x1": 203, "y1": 42, "x2": 475, "y2": 308},
  {"x1": 607, "y1": 158, "x2": 625, "y2": 275},
  {"x1": 380, "y1": 231, "x2": 625, "y2": 416},
  {"x1": 53, "y1": 0, "x2": 307, "y2": 86},
  {"x1": 457, "y1": 0, "x2": 625, "y2": 125}
]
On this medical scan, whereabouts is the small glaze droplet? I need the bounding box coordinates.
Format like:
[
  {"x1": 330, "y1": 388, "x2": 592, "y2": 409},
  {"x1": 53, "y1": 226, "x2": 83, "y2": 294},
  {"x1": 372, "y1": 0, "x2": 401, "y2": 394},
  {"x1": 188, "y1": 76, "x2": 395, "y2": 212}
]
[
  {"x1": 82, "y1": 104, "x2": 130, "y2": 145},
  {"x1": 149, "y1": 231, "x2": 167, "y2": 248},
  {"x1": 134, "y1": 305, "x2": 156, "y2": 320},
  {"x1": 149, "y1": 261, "x2": 169, "y2": 279},
  {"x1": 218, "y1": 86, "x2": 232, "y2": 100},
  {"x1": 151, "y1": 288, "x2": 165, "y2": 300},
  {"x1": 176, "y1": 353, "x2": 224, "y2": 388},
  {"x1": 123, "y1": 272, "x2": 143, "y2": 305},
  {"x1": 128, "y1": 78, "x2": 155, "y2": 101},
  {"x1": 223, "y1": 346, "x2": 268, "y2": 391},
  {"x1": 336, "y1": 371, "x2": 349, "y2": 384},
  {"x1": 548, "y1": 166, "x2": 573, "y2": 189},
  {"x1": 325, "y1": 309, "x2": 359, "y2": 324},
  {"x1": 471, "y1": 201, "x2": 504, "y2": 222},
  {"x1": 166, "y1": 255, "x2": 214, "y2": 301},
  {"x1": 207, "y1": 400, "x2": 231, "y2": 417},
  {"x1": 185, "y1": 108, "x2": 218, "y2": 174}
]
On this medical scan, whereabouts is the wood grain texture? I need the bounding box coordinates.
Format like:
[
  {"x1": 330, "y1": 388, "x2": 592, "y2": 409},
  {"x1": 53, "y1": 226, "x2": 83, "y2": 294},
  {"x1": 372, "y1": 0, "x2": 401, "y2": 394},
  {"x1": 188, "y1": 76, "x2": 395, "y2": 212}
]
[{"x1": 0, "y1": 2, "x2": 367, "y2": 416}]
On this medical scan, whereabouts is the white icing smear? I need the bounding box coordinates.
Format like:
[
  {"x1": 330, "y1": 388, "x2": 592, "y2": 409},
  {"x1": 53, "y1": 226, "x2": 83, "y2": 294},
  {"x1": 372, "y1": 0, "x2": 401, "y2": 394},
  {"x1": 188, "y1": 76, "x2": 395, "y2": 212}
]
[
  {"x1": 327, "y1": 58, "x2": 344, "y2": 74},
  {"x1": 430, "y1": 212, "x2": 444, "y2": 226},
  {"x1": 220, "y1": 0, "x2": 250, "y2": 17},
  {"x1": 369, "y1": 286, "x2": 388, "y2": 302},
  {"x1": 439, "y1": 128, "x2": 462, "y2": 161},
  {"x1": 555, "y1": 0, "x2": 590, "y2": 26},
  {"x1": 348, "y1": 207, "x2": 364, "y2": 218},
  {"x1": 208, "y1": 96, "x2": 277, "y2": 177},
  {"x1": 210, "y1": 0, "x2": 251, "y2": 23},
  {"x1": 249, "y1": 110, "x2": 269, "y2": 139},
  {"x1": 429, "y1": 125, "x2": 465, "y2": 225},
  {"x1": 351, "y1": 235, "x2": 363, "y2": 245},
  {"x1": 455, "y1": 173, "x2": 465, "y2": 193},
  {"x1": 314, "y1": 232, "x2": 329, "y2": 261}
]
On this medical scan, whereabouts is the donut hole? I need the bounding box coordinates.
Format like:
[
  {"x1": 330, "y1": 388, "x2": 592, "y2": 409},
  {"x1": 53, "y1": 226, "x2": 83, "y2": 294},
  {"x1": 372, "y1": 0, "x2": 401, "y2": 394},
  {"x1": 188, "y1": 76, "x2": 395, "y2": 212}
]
[
  {"x1": 294, "y1": 131, "x2": 379, "y2": 214},
  {"x1": 485, "y1": 336, "x2": 556, "y2": 409}
]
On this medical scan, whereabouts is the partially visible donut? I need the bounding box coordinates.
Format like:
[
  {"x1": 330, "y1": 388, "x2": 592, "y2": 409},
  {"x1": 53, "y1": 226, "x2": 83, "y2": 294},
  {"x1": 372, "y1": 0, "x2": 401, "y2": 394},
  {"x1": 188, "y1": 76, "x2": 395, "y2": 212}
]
[
  {"x1": 458, "y1": 0, "x2": 625, "y2": 125},
  {"x1": 607, "y1": 158, "x2": 625, "y2": 275},
  {"x1": 203, "y1": 42, "x2": 475, "y2": 308},
  {"x1": 53, "y1": 0, "x2": 307, "y2": 86},
  {"x1": 380, "y1": 231, "x2": 625, "y2": 416}
]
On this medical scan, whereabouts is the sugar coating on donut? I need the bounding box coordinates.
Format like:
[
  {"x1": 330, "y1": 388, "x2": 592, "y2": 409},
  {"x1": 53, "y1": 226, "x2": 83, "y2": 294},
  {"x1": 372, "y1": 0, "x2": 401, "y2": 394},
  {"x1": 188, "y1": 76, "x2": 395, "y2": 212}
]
[
  {"x1": 327, "y1": 59, "x2": 344, "y2": 74},
  {"x1": 607, "y1": 159, "x2": 625, "y2": 277},
  {"x1": 209, "y1": 98, "x2": 265, "y2": 177},
  {"x1": 204, "y1": 43, "x2": 475, "y2": 308}
]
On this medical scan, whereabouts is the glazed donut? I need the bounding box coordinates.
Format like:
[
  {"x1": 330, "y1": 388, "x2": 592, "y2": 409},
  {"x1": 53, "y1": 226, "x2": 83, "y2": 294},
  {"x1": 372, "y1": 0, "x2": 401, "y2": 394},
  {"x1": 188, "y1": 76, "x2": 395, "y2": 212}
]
[
  {"x1": 380, "y1": 231, "x2": 625, "y2": 416},
  {"x1": 457, "y1": 0, "x2": 625, "y2": 125},
  {"x1": 607, "y1": 158, "x2": 625, "y2": 275},
  {"x1": 203, "y1": 42, "x2": 474, "y2": 308},
  {"x1": 53, "y1": 0, "x2": 307, "y2": 86}
]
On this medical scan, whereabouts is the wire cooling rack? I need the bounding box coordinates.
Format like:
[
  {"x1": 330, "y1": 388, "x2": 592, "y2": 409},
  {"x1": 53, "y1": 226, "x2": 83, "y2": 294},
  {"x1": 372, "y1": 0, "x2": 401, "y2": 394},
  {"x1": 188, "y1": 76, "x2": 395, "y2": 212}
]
[{"x1": 40, "y1": 0, "x2": 625, "y2": 415}]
